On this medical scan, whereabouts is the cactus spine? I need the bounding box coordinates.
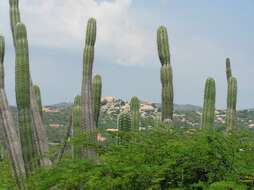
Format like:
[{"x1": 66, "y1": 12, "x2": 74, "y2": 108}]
[
  {"x1": 201, "y1": 78, "x2": 216, "y2": 128},
  {"x1": 226, "y1": 58, "x2": 232, "y2": 83},
  {"x1": 81, "y1": 18, "x2": 97, "y2": 157},
  {"x1": 92, "y1": 74, "x2": 102, "y2": 128},
  {"x1": 15, "y1": 23, "x2": 38, "y2": 174},
  {"x1": 0, "y1": 36, "x2": 4, "y2": 89},
  {"x1": 33, "y1": 85, "x2": 43, "y2": 118},
  {"x1": 72, "y1": 95, "x2": 82, "y2": 159},
  {"x1": 130, "y1": 96, "x2": 140, "y2": 130},
  {"x1": 117, "y1": 112, "x2": 131, "y2": 132},
  {"x1": 226, "y1": 77, "x2": 237, "y2": 130},
  {"x1": 157, "y1": 26, "x2": 174, "y2": 122}
]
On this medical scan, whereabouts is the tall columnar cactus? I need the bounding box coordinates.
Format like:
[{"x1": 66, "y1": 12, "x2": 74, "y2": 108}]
[
  {"x1": 0, "y1": 35, "x2": 4, "y2": 89},
  {"x1": 92, "y1": 74, "x2": 102, "y2": 128},
  {"x1": 157, "y1": 26, "x2": 174, "y2": 121},
  {"x1": 226, "y1": 58, "x2": 232, "y2": 83},
  {"x1": 33, "y1": 85, "x2": 43, "y2": 118},
  {"x1": 72, "y1": 95, "x2": 82, "y2": 159},
  {"x1": 15, "y1": 23, "x2": 38, "y2": 174},
  {"x1": 201, "y1": 78, "x2": 216, "y2": 128},
  {"x1": 130, "y1": 96, "x2": 140, "y2": 130},
  {"x1": 117, "y1": 112, "x2": 131, "y2": 132},
  {"x1": 9, "y1": 0, "x2": 21, "y2": 48},
  {"x1": 226, "y1": 77, "x2": 237, "y2": 130},
  {"x1": 81, "y1": 18, "x2": 96, "y2": 133}
]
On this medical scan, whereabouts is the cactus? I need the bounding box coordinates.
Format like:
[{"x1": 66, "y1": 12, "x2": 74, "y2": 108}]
[
  {"x1": 157, "y1": 26, "x2": 174, "y2": 121},
  {"x1": 130, "y1": 96, "x2": 140, "y2": 130},
  {"x1": 226, "y1": 77, "x2": 237, "y2": 130},
  {"x1": 226, "y1": 58, "x2": 232, "y2": 83},
  {"x1": 81, "y1": 18, "x2": 97, "y2": 158},
  {"x1": 9, "y1": 0, "x2": 21, "y2": 48},
  {"x1": 201, "y1": 78, "x2": 216, "y2": 128},
  {"x1": 160, "y1": 64, "x2": 174, "y2": 121},
  {"x1": 92, "y1": 74, "x2": 102, "y2": 128},
  {"x1": 117, "y1": 112, "x2": 131, "y2": 132},
  {"x1": 33, "y1": 85, "x2": 43, "y2": 118},
  {"x1": 0, "y1": 36, "x2": 4, "y2": 89},
  {"x1": 72, "y1": 95, "x2": 82, "y2": 159},
  {"x1": 15, "y1": 23, "x2": 38, "y2": 174}
]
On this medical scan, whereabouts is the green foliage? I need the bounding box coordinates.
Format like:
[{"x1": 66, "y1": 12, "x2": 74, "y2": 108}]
[
  {"x1": 208, "y1": 181, "x2": 246, "y2": 190},
  {"x1": 15, "y1": 22, "x2": 38, "y2": 174},
  {"x1": 27, "y1": 127, "x2": 254, "y2": 189},
  {"x1": 201, "y1": 78, "x2": 216, "y2": 128},
  {"x1": 92, "y1": 74, "x2": 102, "y2": 128},
  {"x1": 0, "y1": 160, "x2": 16, "y2": 189},
  {"x1": 0, "y1": 35, "x2": 5, "y2": 89},
  {"x1": 226, "y1": 77, "x2": 237, "y2": 130},
  {"x1": 130, "y1": 96, "x2": 140, "y2": 130}
]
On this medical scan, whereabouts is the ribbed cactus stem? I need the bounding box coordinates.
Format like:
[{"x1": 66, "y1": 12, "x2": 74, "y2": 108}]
[
  {"x1": 72, "y1": 95, "x2": 82, "y2": 159},
  {"x1": 226, "y1": 58, "x2": 232, "y2": 83},
  {"x1": 157, "y1": 26, "x2": 170, "y2": 65},
  {"x1": 160, "y1": 64, "x2": 174, "y2": 121},
  {"x1": 117, "y1": 112, "x2": 131, "y2": 132},
  {"x1": 130, "y1": 96, "x2": 140, "y2": 130},
  {"x1": 92, "y1": 74, "x2": 102, "y2": 128},
  {"x1": 0, "y1": 36, "x2": 4, "y2": 89},
  {"x1": 15, "y1": 23, "x2": 38, "y2": 174},
  {"x1": 226, "y1": 77, "x2": 237, "y2": 130},
  {"x1": 81, "y1": 18, "x2": 97, "y2": 158},
  {"x1": 33, "y1": 85, "x2": 43, "y2": 118},
  {"x1": 157, "y1": 26, "x2": 174, "y2": 122},
  {"x1": 9, "y1": 0, "x2": 21, "y2": 48},
  {"x1": 74, "y1": 95, "x2": 81, "y2": 106},
  {"x1": 201, "y1": 78, "x2": 216, "y2": 128}
]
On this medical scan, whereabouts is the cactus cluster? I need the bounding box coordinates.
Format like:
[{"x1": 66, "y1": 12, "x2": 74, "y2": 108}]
[
  {"x1": 157, "y1": 26, "x2": 174, "y2": 122},
  {"x1": 201, "y1": 78, "x2": 216, "y2": 128},
  {"x1": 15, "y1": 23, "x2": 38, "y2": 174},
  {"x1": 130, "y1": 96, "x2": 140, "y2": 130},
  {"x1": 92, "y1": 74, "x2": 102, "y2": 128}
]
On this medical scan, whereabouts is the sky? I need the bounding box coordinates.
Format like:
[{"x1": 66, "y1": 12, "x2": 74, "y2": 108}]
[{"x1": 0, "y1": 0, "x2": 253, "y2": 109}]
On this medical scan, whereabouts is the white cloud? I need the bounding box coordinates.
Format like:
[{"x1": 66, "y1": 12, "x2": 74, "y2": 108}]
[{"x1": 1, "y1": 0, "x2": 154, "y2": 65}]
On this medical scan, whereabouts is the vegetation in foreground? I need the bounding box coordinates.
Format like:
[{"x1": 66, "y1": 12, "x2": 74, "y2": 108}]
[{"x1": 25, "y1": 126, "x2": 254, "y2": 189}]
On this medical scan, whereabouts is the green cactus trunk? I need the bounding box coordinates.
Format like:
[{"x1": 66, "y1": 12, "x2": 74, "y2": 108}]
[
  {"x1": 92, "y1": 75, "x2": 102, "y2": 128},
  {"x1": 157, "y1": 26, "x2": 174, "y2": 122},
  {"x1": 33, "y1": 85, "x2": 43, "y2": 118},
  {"x1": 130, "y1": 96, "x2": 140, "y2": 130},
  {"x1": 201, "y1": 78, "x2": 216, "y2": 128},
  {"x1": 0, "y1": 36, "x2": 4, "y2": 89},
  {"x1": 117, "y1": 112, "x2": 131, "y2": 132},
  {"x1": 226, "y1": 58, "x2": 232, "y2": 83},
  {"x1": 15, "y1": 23, "x2": 38, "y2": 175},
  {"x1": 9, "y1": 0, "x2": 21, "y2": 48},
  {"x1": 160, "y1": 64, "x2": 173, "y2": 121},
  {"x1": 72, "y1": 95, "x2": 82, "y2": 159},
  {"x1": 81, "y1": 18, "x2": 97, "y2": 158},
  {"x1": 226, "y1": 77, "x2": 237, "y2": 130}
]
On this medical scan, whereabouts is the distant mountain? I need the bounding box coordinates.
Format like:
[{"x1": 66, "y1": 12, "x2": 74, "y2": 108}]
[{"x1": 153, "y1": 103, "x2": 202, "y2": 112}]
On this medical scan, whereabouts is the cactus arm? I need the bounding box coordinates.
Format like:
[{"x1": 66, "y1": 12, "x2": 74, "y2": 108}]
[
  {"x1": 0, "y1": 36, "x2": 4, "y2": 89},
  {"x1": 92, "y1": 75, "x2": 102, "y2": 128},
  {"x1": 226, "y1": 58, "x2": 232, "y2": 83}
]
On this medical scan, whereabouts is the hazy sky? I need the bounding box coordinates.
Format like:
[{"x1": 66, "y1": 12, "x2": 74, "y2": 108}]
[{"x1": 0, "y1": 0, "x2": 253, "y2": 109}]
